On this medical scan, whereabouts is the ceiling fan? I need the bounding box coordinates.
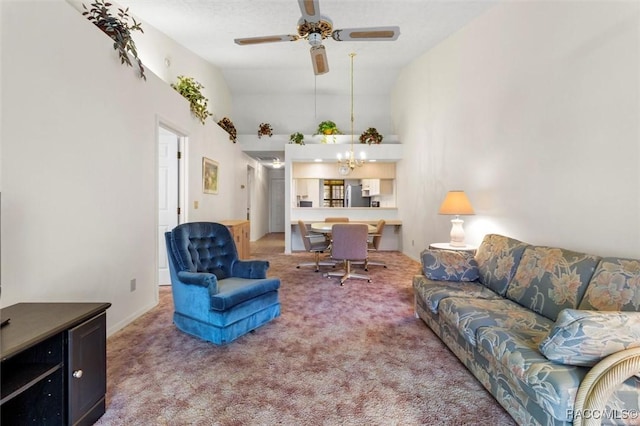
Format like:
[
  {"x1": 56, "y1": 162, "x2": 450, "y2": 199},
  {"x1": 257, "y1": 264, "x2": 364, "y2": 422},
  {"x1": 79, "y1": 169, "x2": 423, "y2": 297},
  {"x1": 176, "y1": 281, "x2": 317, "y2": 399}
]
[{"x1": 233, "y1": 0, "x2": 400, "y2": 75}]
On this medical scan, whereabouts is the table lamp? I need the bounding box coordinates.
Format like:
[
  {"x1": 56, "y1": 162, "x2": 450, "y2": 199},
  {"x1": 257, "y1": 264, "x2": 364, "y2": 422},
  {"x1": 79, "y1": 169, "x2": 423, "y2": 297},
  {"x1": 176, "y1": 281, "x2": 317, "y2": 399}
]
[{"x1": 438, "y1": 190, "x2": 475, "y2": 247}]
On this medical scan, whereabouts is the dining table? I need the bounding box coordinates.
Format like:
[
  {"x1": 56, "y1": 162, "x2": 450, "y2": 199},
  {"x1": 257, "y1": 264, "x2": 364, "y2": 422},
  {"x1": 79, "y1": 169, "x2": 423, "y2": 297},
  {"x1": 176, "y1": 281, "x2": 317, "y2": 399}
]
[{"x1": 310, "y1": 222, "x2": 377, "y2": 234}]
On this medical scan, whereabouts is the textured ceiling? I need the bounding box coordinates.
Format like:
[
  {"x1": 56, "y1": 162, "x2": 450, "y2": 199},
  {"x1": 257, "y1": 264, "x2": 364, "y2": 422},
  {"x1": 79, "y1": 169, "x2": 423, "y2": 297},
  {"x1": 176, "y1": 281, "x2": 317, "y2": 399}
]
[{"x1": 119, "y1": 0, "x2": 497, "y2": 97}]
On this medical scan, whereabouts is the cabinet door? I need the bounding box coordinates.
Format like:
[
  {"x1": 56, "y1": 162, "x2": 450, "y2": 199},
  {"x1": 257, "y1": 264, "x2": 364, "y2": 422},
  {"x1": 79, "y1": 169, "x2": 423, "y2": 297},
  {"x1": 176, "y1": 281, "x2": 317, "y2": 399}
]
[
  {"x1": 242, "y1": 221, "x2": 251, "y2": 259},
  {"x1": 229, "y1": 224, "x2": 243, "y2": 258},
  {"x1": 68, "y1": 313, "x2": 106, "y2": 426},
  {"x1": 369, "y1": 179, "x2": 381, "y2": 196}
]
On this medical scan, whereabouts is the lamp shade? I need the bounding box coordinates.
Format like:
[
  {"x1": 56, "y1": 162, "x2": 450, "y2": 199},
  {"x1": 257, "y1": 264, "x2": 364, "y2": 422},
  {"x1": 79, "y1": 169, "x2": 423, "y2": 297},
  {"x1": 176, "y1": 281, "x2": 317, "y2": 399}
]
[{"x1": 438, "y1": 191, "x2": 475, "y2": 215}]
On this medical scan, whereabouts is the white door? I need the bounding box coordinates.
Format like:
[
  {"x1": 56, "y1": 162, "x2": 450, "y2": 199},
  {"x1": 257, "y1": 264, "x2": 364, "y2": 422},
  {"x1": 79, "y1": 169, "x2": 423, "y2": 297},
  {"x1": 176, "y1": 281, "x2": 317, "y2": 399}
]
[
  {"x1": 246, "y1": 166, "x2": 253, "y2": 221},
  {"x1": 158, "y1": 127, "x2": 180, "y2": 285},
  {"x1": 270, "y1": 178, "x2": 285, "y2": 232}
]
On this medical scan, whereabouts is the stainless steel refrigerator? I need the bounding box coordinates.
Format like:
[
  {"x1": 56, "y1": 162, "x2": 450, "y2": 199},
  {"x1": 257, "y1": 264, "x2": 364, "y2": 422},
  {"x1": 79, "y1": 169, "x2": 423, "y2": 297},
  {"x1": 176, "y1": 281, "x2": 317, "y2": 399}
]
[{"x1": 345, "y1": 184, "x2": 369, "y2": 207}]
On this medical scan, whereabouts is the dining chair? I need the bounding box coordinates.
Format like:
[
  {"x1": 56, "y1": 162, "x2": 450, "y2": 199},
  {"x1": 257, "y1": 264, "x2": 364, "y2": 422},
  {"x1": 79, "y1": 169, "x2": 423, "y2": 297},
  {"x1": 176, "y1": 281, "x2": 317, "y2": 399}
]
[
  {"x1": 323, "y1": 217, "x2": 349, "y2": 244},
  {"x1": 325, "y1": 217, "x2": 349, "y2": 222},
  {"x1": 326, "y1": 224, "x2": 371, "y2": 286},
  {"x1": 364, "y1": 219, "x2": 387, "y2": 270},
  {"x1": 296, "y1": 220, "x2": 335, "y2": 272}
]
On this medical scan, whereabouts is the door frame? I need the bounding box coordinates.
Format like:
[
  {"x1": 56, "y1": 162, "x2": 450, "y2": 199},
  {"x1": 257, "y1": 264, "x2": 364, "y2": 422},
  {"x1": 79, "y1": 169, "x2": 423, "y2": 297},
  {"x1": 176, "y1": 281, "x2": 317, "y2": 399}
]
[{"x1": 156, "y1": 119, "x2": 187, "y2": 291}]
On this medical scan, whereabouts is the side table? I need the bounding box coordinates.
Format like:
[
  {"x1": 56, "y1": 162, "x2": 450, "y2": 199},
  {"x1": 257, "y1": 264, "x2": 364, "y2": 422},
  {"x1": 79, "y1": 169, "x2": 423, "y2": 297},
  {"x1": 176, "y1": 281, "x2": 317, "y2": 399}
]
[{"x1": 429, "y1": 242, "x2": 478, "y2": 253}]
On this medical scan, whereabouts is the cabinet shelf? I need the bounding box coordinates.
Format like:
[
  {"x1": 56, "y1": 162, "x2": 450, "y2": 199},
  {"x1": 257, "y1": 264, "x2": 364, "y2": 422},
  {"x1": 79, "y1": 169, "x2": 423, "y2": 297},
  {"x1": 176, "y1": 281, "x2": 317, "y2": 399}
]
[
  {"x1": 0, "y1": 362, "x2": 62, "y2": 404},
  {"x1": 1, "y1": 302, "x2": 111, "y2": 425}
]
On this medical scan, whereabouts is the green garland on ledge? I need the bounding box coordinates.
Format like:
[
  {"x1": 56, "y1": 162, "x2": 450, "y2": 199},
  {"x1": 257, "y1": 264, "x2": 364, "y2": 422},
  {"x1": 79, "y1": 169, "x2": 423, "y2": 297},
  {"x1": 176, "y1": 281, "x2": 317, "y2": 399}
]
[
  {"x1": 82, "y1": 0, "x2": 146, "y2": 80},
  {"x1": 171, "y1": 76, "x2": 212, "y2": 125}
]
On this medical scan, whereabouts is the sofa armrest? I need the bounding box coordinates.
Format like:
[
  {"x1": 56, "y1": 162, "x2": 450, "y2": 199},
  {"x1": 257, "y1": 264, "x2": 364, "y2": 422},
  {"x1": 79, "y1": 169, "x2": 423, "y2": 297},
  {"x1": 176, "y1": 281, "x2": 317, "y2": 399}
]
[
  {"x1": 177, "y1": 271, "x2": 219, "y2": 292},
  {"x1": 231, "y1": 260, "x2": 269, "y2": 279},
  {"x1": 539, "y1": 309, "x2": 640, "y2": 367},
  {"x1": 573, "y1": 347, "x2": 640, "y2": 426},
  {"x1": 420, "y1": 249, "x2": 479, "y2": 281}
]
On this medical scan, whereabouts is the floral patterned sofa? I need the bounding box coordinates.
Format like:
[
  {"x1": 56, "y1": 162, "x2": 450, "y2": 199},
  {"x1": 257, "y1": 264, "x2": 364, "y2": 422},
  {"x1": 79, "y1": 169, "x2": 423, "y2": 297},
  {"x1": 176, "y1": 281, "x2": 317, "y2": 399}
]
[{"x1": 413, "y1": 234, "x2": 640, "y2": 425}]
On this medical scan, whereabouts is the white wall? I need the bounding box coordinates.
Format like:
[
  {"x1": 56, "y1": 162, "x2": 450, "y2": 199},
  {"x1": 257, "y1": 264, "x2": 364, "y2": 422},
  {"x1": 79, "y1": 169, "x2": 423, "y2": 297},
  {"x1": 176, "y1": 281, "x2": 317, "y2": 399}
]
[
  {"x1": 0, "y1": 0, "x2": 269, "y2": 335},
  {"x1": 393, "y1": 1, "x2": 640, "y2": 260},
  {"x1": 66, "y1": 0, "x2": 232, "y2": 122},
  {"x1": 232, "y1": 93, "x2": 392, "y2": 135}
]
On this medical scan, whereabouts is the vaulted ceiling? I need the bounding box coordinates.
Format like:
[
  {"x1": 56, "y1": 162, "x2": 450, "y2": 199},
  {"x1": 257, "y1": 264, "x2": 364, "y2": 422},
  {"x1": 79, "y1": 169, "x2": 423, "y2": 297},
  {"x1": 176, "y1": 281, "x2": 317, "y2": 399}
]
[{"x1": 120, "y1": 0, "x2": 496, "y2": 98}]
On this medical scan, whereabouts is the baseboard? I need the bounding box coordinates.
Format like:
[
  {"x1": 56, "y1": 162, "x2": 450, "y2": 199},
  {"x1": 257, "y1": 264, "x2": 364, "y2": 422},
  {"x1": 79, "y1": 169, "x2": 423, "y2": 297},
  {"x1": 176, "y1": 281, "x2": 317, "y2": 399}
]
[{"x1": 106, "y1": 299, "x2": 159, "y2": 337}]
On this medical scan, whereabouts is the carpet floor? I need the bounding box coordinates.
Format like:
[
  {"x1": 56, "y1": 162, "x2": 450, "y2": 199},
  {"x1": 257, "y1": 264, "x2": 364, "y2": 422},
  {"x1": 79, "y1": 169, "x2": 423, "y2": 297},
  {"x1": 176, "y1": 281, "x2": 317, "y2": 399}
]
[{"x1": 96, "y1": 233, "x2": 515, "y2": 425}]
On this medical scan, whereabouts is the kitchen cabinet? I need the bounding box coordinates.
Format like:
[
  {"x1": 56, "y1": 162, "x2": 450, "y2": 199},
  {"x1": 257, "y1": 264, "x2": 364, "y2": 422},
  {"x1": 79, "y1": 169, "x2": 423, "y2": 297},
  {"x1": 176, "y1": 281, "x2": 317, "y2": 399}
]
[
  {"x1": 380, "y1": 179, "x2": 394, "y2": 195},
  {"x1": 220, "y1": 220, "x2": 250, "y2": 259},
  {"x1": 361, "y1": 179, "x2": 380, "y2": 196}
]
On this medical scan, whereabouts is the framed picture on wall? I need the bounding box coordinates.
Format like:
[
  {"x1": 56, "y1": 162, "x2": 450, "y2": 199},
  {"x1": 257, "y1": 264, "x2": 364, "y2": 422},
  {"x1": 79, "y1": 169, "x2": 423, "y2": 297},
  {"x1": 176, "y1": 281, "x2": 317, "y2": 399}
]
[{"x1": 203, "y1": 157, "x2": 218, "y2": 194}]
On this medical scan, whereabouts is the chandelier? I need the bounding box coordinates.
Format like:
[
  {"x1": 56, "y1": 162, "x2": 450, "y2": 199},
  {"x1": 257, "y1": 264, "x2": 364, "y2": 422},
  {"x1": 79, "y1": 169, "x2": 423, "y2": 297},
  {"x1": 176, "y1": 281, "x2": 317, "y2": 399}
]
[{"x1": 337, "y1": 52, "x2": 365, "y2": 176}]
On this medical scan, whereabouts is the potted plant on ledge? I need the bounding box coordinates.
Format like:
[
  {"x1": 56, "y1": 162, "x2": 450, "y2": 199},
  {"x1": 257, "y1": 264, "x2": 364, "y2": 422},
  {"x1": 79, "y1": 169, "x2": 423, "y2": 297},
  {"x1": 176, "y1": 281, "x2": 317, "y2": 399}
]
[
  {"x1": 359, "y1": 127, "x2": 384, "y2": 145},
  {"x1": 218, "y1": 117, "x2": 237, "y2": 143},
  {"x1": 258, "y1": 123, "x2": 273, "y2": 138},
  {"x1": 289, "y1": 132, "x2": 305, "y2": 145},
  {"x1": 82, "y1": 0, "x2": 146, "y2": 80},
  {"x1": 315, "y1": 120, "x2": 341, "y2": 143},
  {"x1": 171, "y1": 76, "x2": 211, "y2": 125}
]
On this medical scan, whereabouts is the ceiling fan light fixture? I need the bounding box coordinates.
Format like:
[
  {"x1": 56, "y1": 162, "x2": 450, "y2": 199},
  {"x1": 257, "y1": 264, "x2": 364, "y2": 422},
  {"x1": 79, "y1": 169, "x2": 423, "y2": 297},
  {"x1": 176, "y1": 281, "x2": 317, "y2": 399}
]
[
  {"x1": 234, "y1": 1, "x2": 400, "y2": 76},
  {"x1": 308, "y1": 32, "x2": 322, "y2": 47},
  {"x1": 310, "y1": 45, "x2": 329, "y2": 75}
]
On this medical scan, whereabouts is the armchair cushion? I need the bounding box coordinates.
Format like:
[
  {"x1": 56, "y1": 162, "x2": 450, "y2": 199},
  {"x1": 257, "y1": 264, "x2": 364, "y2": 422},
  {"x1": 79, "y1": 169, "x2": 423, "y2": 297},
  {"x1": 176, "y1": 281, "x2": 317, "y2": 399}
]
[
  {"x1": 420, "y1": 249, "x2": 479, "y2": 282},
  {"x1": 539, "y1": 309, "x2": 640, "y2": 366},
  {"x1": 177, "y1": 271, "x2": 218, "y2": 291},
  {"x1": 168, "y1": 222, "x2": 236, "y2": 277},
  {"x1": 211, "y1": 277, "x2": 281, "y2": 311},
  {"x1": 232, "y1": 260, "x2": 269, "y2": 279}
]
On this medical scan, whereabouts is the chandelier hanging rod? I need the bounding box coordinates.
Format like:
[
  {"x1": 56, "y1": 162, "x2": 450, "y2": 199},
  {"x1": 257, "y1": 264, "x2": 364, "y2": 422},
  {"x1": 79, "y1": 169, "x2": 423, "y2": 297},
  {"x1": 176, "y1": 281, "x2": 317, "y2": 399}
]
[{"x1": 337, "y1": 52, "x2": 365, "y2": 176}]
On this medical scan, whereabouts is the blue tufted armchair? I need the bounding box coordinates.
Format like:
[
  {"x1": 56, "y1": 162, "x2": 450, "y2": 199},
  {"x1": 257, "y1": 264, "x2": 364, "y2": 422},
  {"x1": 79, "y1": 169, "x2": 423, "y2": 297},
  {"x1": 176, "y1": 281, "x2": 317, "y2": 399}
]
[{"x1": 165, "y1": 222, "x2": 281, "y2": 345}]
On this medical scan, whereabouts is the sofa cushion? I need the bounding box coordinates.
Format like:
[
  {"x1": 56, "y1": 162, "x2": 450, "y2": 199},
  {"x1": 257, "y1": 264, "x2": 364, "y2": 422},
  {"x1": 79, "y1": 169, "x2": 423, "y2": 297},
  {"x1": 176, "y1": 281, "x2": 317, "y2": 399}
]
[
  {"x1": 438, "y1": 297, "x2": 553, "y2": 347},
  {"x1": 578, "y1": 257, "x2": 640, "y2": 312},
  {"x1": 476, "y1": 327, "x2": 586, "y2": 422},
  {"x1": 505, "y1": 246, "x2": 600, "y2": 321},
  {"x1": 420, "y1": 249, "x2": 479, "y2": 281},
  {"x1": 413, "y1": 274, "x2": 501, "y2": 314},
  {"x1": 475, "y1": 234, "x2": 528, "y2": 296},
  {"x1": 539, "y1": 309, "x2": 640, "y2": 367}
]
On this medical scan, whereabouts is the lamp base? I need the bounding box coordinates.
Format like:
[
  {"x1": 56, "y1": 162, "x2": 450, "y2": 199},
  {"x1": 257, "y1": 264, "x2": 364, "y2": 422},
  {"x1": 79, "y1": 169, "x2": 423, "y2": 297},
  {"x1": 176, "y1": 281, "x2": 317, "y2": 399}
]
[{"x1": 449, "y1": 218, "x2": 466, "y2": 247}]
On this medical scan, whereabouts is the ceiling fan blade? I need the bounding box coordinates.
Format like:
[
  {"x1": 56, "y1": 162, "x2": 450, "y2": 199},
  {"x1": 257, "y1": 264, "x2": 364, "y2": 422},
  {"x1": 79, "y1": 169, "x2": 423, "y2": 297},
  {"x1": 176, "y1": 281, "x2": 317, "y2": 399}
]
[
  {"x1": 234, "y1": 34, "x2": 299, "y2": 45},
  {"x1": 332, "y1": 26, "x2": 400, "y2": 42},
  {"x1": 310, "y1": 45, "x2": 329, "y2": 75},
  {"x1": 298, "y1": 0, "x2": 321, "y2": 22}
]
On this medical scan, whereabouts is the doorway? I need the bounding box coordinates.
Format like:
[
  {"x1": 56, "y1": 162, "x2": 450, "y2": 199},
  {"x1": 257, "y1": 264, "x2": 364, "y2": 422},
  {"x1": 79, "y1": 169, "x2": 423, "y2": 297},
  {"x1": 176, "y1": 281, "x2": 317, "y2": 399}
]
[
  {"x1": 157, "y1": 125, "x2": 184, "y2": 285},
  {"x1": 270, "y1": 177, "x2": 285, "y2": 232},
  {"x1": 246, "y1": 165, "x2": 254, "y2": 222}
]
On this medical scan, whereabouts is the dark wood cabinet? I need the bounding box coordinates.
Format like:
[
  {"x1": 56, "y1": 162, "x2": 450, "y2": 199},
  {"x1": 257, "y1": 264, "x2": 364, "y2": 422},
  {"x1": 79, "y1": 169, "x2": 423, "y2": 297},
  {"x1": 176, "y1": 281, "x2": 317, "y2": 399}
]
[
  {"x1": 1, "y1": 303, "x2": 111, "y2": 425},
  {"x1": 68, "y1": 313, "x2": 107, "y2": 426}
]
